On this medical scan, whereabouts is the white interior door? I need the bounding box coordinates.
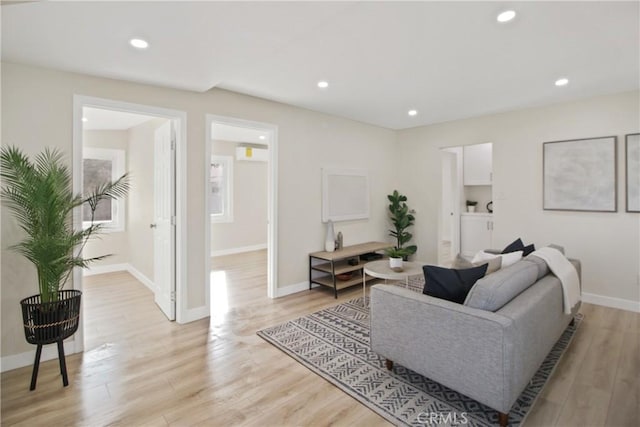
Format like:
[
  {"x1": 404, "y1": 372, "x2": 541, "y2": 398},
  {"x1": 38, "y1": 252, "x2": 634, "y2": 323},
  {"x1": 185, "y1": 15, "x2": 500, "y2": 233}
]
[
  {"x1": 441, "y1": 152, "x2": 455, "y2": 242},
  {"x1": 439, "y1": 148, "x2": 462, "y2": 265},
  {"x1": 153, "y1": 121, "x2": 176, "y2": 320}
]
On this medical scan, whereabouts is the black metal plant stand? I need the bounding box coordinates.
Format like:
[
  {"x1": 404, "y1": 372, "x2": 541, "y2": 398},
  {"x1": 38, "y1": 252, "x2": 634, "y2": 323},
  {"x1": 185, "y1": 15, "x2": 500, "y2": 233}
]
[{"x1": 20, "y1": 290, "x2": 82, "y2": 390}]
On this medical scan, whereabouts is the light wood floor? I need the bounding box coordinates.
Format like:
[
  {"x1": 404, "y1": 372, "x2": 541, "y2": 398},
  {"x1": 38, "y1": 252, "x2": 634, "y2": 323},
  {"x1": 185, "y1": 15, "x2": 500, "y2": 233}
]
[{"x1": 1, "y1": 250, "x2": 638, "y2": 426}]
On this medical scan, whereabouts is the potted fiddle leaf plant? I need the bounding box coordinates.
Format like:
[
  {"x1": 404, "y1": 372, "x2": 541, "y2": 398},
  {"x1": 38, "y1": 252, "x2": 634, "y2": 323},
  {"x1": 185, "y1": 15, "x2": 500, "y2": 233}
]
[
  {"x1": 0, "y1": 145, "x2": 129, "y2": 390},
  {"x1": 387, "y1": 190, "x2": 417, "y2": 261}
]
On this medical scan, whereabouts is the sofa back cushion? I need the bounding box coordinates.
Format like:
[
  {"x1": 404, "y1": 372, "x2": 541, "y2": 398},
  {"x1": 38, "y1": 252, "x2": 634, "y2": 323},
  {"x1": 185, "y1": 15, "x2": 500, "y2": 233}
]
[
  {"x1": 523, "y1": 255, "x2": 549, "y2": 280},
  {"x1": 464, "y1": 260, "x2": 539, "y2": 311},
  {"x1": 524, "y1": 244, "x2": 564, "y2": 280}
]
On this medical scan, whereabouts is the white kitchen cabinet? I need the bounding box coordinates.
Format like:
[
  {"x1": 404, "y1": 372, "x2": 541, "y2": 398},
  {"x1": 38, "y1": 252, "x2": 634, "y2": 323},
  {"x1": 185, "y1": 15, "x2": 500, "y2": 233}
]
[
  {"x1": 460, "y1": 213, "x2": 493, "y2": 258},
  {"x1": 463, "y1": 143, "x2": 492, "y2": 185}
]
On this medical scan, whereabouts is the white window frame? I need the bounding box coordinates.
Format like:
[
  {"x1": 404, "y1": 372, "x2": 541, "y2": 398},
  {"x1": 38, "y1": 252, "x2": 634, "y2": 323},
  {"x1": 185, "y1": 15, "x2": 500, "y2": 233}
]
[
  {"x1": 210, "y1": 155, "x2": 234, "y2": 223},
  {"x1": 82, "y1": 147, "x2": 126, "y2": 232}
]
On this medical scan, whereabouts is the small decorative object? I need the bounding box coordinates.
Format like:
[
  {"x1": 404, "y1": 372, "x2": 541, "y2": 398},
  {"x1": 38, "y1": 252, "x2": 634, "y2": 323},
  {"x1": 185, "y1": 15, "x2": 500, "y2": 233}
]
[
  {"x1": 543, "y1": 136, "x2": 617, "y2": 212},
  {"x1": 336, "y1": 272, "x2": 353, "y2": 281},
  {"x1": 466, "y1": 200, "x2": 478, "y2": 212},
  {"x1": 336, "y1": 231, "x2": 344, "y2": 250},
  {"x1": 0, "y1": 146, "x2": 130, "y2": 390},
  {"x1": 325, "y1": 220, "x2": 336, "y2": 252},
  {"x1": 626, "y1": 133, "x2": 640, "y2": 212},
  {"x1": 361, "y1": 252, "x2": 383, "y2": 261},
  {"x1": 385, "y1": 247, "x2": 407, "y2": 271},
  {"x1": 387, "y1": 190, "x2": 417, "y2": 259},
  {"x1": 486, "y1": 201, "x2": 493, "y2": 213}
]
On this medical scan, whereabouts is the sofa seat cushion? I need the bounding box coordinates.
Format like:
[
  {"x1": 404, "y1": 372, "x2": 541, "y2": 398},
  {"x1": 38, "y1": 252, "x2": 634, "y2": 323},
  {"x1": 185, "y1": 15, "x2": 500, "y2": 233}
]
[
  {"x1": 464, "y1": 260, "x2": 539, "y2": 311},
  {"x1": 423, "y1": 264, "x2": 488, "y2": 304}
]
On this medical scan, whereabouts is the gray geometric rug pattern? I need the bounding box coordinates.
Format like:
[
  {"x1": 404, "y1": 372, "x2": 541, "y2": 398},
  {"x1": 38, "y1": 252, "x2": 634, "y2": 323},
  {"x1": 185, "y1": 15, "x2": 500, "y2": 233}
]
[{"x1": 257, "y1": 282, "x2": 581, "y2": 427}]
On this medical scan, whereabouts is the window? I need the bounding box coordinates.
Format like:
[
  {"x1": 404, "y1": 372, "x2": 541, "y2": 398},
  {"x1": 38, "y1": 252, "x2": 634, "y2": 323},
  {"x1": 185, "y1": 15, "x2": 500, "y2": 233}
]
[
  {"x1": 210, "y1": 155, "x2": 233, "y2": 223},
  {"x1": 83, "y1": 147, "x2": 126, "y2": 232}
]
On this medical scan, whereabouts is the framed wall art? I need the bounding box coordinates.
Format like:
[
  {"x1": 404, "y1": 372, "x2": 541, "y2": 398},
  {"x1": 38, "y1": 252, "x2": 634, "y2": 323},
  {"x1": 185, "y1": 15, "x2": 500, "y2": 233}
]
[
  {"x1": 626, "y1": 133, "x2": 640, "y2": 212},
  {"x1": 322, "y1": 168, "x2": 369, "y2": 222},
  {"x1": 543, "y1": 136, "x2": 617, "y2": 212}
]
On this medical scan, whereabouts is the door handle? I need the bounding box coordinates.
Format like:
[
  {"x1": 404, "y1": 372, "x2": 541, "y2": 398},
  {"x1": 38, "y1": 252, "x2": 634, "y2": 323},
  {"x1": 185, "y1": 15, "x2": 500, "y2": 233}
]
[{"x1": 150, "y1": 223, "x2": 157, "y2": 229}]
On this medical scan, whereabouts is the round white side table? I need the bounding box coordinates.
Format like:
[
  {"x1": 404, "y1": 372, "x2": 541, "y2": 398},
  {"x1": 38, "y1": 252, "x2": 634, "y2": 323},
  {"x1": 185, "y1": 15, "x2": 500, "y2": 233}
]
[{"x1": 362, "y1": 260, "x2": 424, "y2": 304}]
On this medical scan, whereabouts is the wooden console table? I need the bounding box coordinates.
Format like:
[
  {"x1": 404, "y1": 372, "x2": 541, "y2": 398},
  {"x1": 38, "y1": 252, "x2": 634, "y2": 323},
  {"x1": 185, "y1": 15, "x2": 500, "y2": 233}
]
[{"x1": 309, "y1": 241, "x2": 390, "y2": 298}]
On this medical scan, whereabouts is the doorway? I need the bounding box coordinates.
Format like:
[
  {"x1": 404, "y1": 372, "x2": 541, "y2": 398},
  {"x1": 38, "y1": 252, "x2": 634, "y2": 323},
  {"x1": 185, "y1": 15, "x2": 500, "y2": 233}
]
[
  {"x1": 439, "y1": 147, "x2": 462, "y2": 266},
  {"x1": 73, "y1": 95, "x2": 187, "y2": 353},
  {"x1": 439, "y1": 143, "x2": 494, "y2": 265},
  {"x1": 205, "y1": 115, "x2": 278, "y2": 319}
]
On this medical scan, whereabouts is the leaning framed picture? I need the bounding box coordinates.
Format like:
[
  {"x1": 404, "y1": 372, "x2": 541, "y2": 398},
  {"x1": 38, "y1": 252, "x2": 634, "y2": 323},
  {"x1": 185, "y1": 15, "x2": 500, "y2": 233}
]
[
  {"x1": 626, "y1": 133, "x2": 640, "y2": 212},
  {"x1": 543, "y1": 136, "x2": 617, "y2": 212}
]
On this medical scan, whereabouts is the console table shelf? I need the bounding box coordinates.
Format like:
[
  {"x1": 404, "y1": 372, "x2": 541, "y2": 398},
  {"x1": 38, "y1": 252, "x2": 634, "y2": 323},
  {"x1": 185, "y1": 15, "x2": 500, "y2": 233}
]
[{"x1": 309, "y1": 241, "x2": 390, "y2": 298}]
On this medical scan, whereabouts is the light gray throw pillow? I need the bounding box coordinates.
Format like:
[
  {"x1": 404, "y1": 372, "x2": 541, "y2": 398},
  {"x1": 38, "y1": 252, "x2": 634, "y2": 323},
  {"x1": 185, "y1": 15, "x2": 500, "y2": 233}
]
[{"x1": 453, "y1": 254, "x2": 502, "y2": 275}]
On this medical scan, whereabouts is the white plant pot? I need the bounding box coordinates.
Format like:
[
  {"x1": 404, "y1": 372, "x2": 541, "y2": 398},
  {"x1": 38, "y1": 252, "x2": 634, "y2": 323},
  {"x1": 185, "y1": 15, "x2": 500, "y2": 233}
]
[
  {"x1": 389, "y1": 257, "x2": 403, "y2": 269},
  {"x1": 467, "y1": 206, "x2": 476, "y2": 212}
]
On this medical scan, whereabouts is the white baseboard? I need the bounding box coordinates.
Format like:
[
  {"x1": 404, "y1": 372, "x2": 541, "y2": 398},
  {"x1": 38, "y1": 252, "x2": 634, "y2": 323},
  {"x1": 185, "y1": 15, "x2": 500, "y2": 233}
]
[
  {"x1": 83, "y1": 263, "x2": 128, "y2": 276},
  {"x1": 275, "y1": 281, "x2": 319, "y2": 298},
  {"x1": 126, "y1": 264, "x2": 156, "y2": 293},
  {"x1": 179, "y1": 305, "x2": 209, "y2": 323},
  {"x1": 1, "y1": 340, "x2": 77, "y2": 373},
  {"x1": 84, "y1": 263, "x2": 155, "y2": 293},
  {"x1": 582, "y1": 292, "x2": 640, "y2": 313},
  {"x1": 211, "y1": 243, "x2": 267, "y2": 257}
]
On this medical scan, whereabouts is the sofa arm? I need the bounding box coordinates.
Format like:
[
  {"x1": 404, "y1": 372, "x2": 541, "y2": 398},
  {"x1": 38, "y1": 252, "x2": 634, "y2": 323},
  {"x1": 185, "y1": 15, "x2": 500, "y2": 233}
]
[{"x1": 370, "y1": 284, "x2": 516, "y2": 413}]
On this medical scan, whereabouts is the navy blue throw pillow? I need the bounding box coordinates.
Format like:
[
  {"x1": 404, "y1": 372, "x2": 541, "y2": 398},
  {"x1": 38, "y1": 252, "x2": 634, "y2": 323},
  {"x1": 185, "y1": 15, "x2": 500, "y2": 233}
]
[
  {"x1": 422, "y1": 264, "x2": 488, "y2": 304},
  {"x1": 502, "y1": 238, "x2": 535, "y2": 256},
  {"x1": 502, "y1": 238, "x2": 524, "y2": 254}
]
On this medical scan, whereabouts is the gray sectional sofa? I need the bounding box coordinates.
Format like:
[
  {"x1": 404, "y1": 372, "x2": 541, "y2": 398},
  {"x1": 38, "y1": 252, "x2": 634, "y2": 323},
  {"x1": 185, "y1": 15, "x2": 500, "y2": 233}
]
[{"x1": 369, "y1": 254, "x2": 581, "y2": 427}]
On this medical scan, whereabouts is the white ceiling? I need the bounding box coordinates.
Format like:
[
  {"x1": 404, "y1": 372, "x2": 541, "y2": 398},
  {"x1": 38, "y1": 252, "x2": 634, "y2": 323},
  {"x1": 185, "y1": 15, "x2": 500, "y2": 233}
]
[{"x1": 2, "y1": 1, "x2": 639, "y2": 130}]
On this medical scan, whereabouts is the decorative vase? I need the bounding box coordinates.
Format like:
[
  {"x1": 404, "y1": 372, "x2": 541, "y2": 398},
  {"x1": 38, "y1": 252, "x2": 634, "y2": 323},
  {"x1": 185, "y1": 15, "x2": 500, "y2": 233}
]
[
  {"x1": 389, "y1": 257, "x2": 403, "y2": 270},
  {"x1": 325, "y1": 220, "x2": 335, "y2": 252},
  {"x1": 467, "y1": 205, "x2": 476, "y2": 213}
]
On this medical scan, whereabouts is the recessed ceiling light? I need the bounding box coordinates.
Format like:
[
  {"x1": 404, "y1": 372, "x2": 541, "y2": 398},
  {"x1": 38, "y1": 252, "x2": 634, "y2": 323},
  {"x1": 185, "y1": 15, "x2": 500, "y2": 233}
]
[
  {"x1": 497, "y1": 10, "x2": 516, "y2": 23},
  {"x1": 259, "y1": 135, "x2": 266, "y2": 140},
  {"x1": 82, "y1": 117, "x2": 88, "y2": 122},
  {"x1": 130, "y1": 38, "x2": 149, "y2": 49},
  {"x1": 408, "y1": 110, "x2": 418, "y2": 117},
  {"x1": 555, "y1": 78, "x2": 569, "y2": 87},
  {"x1": 317, "y1": 81, "x2": 329, "y2": 89}
]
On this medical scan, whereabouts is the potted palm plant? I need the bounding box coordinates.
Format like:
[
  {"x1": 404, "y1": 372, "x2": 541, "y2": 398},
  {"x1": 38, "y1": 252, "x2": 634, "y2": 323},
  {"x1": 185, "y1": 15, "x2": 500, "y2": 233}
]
[
  {"x1": 0, "y1": 146, "x2": 129, "y2": 390},
  {"x1": 387, "y1": 190, "x2": 417, "y2": 261}
]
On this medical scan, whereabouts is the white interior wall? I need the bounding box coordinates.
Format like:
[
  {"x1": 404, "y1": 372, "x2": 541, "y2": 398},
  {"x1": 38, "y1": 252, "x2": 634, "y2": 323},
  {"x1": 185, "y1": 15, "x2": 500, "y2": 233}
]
[
  {"x1": 210, "y1": 139, "x2": 268, "y2": 255},
  {"x1": 1, "y1": 62, "x2": 397, "y2": 359},
  {"x1": 398, "y1": 90, "x2": 640, "y2": 309}
]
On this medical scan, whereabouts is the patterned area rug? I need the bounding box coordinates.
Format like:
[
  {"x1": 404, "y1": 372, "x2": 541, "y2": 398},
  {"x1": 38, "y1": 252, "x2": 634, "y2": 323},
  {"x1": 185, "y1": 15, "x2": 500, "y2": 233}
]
[{"x1": 257, "y1": 284, "x2": 581, "y2": 427}]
